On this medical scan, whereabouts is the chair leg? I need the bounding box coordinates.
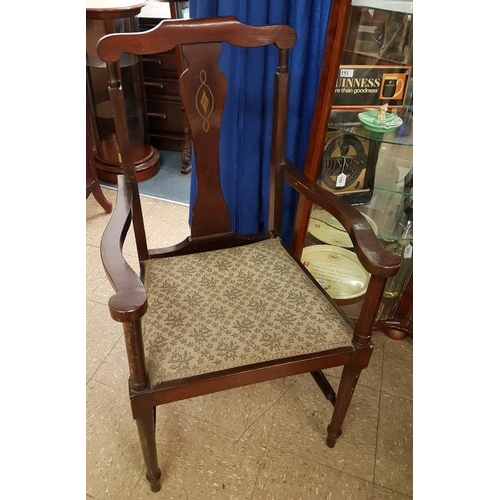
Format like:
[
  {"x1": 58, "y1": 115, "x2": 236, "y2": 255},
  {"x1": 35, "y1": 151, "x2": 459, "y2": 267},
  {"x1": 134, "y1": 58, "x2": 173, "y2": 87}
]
[
  {"x1": 326, "y1": 363, "x2": 363, "y2": 448},
  {"x1": 135, "y1": 410, "x2": 162, "y2": 492}
]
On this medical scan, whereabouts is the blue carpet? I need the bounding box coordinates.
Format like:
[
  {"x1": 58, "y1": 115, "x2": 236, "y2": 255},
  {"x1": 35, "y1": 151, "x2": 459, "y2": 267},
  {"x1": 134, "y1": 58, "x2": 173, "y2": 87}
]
[{"x1": 102, "y1": 149, "x2": 191, "y2": 206}]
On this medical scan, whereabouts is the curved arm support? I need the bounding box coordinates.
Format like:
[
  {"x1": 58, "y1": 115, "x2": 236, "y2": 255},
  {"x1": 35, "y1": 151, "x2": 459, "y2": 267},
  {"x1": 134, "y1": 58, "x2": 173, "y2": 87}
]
[
  {"x1": 100, "y1": 176, "x2": 148, "y2": 322},
  {"x1": 282, "y1": 159, "x2": 401, "y2": 278}
]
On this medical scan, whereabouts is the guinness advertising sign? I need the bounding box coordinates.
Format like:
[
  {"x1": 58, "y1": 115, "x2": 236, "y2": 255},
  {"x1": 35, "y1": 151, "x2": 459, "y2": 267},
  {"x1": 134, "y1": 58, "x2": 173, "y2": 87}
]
[
  {"x1": 321, "y1": 132, "x2": 372, "y2": 204},
  {"x1": 333, "y1": 65, "x2": 411, "y2": 109}
]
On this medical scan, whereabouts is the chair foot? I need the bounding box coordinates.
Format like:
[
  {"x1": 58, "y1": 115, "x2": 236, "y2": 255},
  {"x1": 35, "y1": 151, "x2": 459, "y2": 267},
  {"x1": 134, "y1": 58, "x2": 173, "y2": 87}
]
[
  {"x1": 147, "y1": 470, "x2": 162, "y2": 493},
  {"x1": 136, "y1": 411, "x2": 161, "y2": 492},
  {"x1": 326, "y1": 363, "x2": 363, "y2": 449},
  {"x1": 326, "y1": 428, "x2": 342, "y2": 448}
]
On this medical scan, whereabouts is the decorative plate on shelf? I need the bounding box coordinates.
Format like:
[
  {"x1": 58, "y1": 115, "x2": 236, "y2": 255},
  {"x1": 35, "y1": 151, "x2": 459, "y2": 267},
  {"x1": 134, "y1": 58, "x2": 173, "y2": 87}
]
[
  {"x1": 358, "y1": 110, "x2": 403, "y2": 133},
  {"x1": 301, "y1": 245, "x2": 370, "y2": 300},
  {"x1": 308, "y1": 208, "x2": 378, "y2": 248}
]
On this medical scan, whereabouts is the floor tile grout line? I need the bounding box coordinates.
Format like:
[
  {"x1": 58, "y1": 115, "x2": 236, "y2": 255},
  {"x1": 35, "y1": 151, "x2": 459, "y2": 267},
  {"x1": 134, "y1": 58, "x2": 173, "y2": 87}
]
[
  {"x1": 369, "y1": 481, "x2": 375, "y2": 499},
  {"x1": 381, "y1": 391, "x2": 413, "y2": 403},
  {"x1": 156, "y1": 402, "x2": 178, "y2": 440},
  {"x1": 372, "y1": 403, "x2": 413, "y2": 497},
  {"x1": 172, "y1": 378, "x2": 299, "y2": 443},
  {"x1": 171, "y1": 405, "x2": 243, "y2": 441},
  {"x1": 230, "y1": 378, "x2": 299, "y2": 450},
  {"x1": 85, "y1": 297, "x2": 110, "y2": 307},
  {"x1": 277, "y1": 446, "x2": 354, "y2": 477},
  {"x1": 324, "y1": 370, "x2": 413, "y2": 403},
  {"x1": 371, "y1": 341, "x2": 385, "y2": 497},
  {"x1": 373, "y1": 484, "x2": 413, "y2": 499},
  {"x1": 323, "y1": 372, "x2": 382, "y2": 395},
  {"x1": 86, "y1": 241, "x2": 100, "y2": 250},
  {"x1": 249, "y1": 446, "x2": 270, "y2": 500},
  {"x1": 262, "y1": 444, "x2": 378, "y2": 491},
  {"x1": 86, "y1": 376, "x2": 122, "y2": 392},
  {"x1": 378, "y1": 339, "x2": 413, "y2": 403},
  {"x1": 127, "y1": 458, "x2": 149, "y2": 500},
  {"x1": 87, "y1": 333, "x2": 124, "y2": 386},
  {"x1": 248, "y1": 382, "x2": 295, "y2": 500},
  {"x1": 86, "y1": 297, "x2": 112, "y2": 308}
]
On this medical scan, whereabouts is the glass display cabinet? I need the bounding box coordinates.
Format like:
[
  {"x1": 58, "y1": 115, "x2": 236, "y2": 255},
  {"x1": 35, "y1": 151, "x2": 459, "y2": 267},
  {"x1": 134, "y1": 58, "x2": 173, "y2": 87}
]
[
  {"x1": 293, "y1": 0, "x2": 413, "y2": 339},
  {"x1": 86, "y1": 0, "x2": 160, "y2": 183}
]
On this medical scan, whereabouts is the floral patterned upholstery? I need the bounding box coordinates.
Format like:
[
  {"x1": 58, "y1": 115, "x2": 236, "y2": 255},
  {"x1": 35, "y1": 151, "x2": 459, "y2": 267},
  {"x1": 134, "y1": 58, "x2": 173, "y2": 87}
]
[{"x1": 143, "y1": 239, "x2": 354, "y2": 385}]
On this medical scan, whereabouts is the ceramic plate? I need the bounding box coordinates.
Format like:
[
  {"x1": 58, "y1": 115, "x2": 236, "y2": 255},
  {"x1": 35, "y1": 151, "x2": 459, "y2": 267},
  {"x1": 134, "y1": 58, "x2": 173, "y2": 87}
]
[
  {"x1": 301, "y1": 245, "x2": 370, "y2": 300},
  {"x1": 307, "y1": 208, "x2": 378, "y2": 248}
]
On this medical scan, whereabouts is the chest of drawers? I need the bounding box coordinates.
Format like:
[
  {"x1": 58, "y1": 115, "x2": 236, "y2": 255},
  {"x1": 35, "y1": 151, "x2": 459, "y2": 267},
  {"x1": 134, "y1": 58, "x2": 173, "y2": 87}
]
[{"x1": 139, "y1": 16, "x2": 192, "y2": 174}]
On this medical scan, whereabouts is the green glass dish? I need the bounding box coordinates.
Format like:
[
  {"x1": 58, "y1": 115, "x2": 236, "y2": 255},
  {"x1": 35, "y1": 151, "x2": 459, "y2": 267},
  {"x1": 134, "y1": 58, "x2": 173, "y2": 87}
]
[{"x1": 358, "y1": 110, "x2": 403, "y2": 133}]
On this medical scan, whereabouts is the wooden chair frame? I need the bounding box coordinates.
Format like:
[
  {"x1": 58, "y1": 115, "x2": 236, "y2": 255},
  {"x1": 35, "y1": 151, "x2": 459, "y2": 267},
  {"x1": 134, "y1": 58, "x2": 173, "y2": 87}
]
[{"x1": 96, "y1": 16, "x2": 400, "y2": 493}]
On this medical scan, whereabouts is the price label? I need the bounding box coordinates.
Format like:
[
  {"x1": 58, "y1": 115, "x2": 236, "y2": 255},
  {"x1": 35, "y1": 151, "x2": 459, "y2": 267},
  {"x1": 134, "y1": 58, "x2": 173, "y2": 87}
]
[
  {"x1": 404, "y1": 243, "x2": 413, "y2": 259},
  {"x1": 336, "y1": 173, "x2": 346, "y2": 188},
  {"x1": 340, "y1": 68, "x2": 354, "y2": 78}
]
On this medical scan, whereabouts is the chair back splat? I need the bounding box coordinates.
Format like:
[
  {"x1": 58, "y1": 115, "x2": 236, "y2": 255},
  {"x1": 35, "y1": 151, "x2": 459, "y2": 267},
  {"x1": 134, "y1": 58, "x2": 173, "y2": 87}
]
[
  {"x1": 98, "y1": 17, "x2": 295, "y2": 245},
  {"x1": 96, "y1": 16, "x2": 401, "y2": 493}
]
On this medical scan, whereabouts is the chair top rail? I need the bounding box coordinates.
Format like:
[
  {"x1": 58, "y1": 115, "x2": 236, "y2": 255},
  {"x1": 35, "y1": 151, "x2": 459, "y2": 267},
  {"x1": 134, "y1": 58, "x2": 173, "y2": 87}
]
[{"x1": 97, "y1": 16, "x2": 296, "y2": 62}]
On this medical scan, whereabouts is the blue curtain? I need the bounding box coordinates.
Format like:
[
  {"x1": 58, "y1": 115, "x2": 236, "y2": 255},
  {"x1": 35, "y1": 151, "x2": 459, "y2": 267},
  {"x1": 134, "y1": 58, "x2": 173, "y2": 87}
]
[{"x1": 189, "y1": 0, "x2": 332, "y2": 245}]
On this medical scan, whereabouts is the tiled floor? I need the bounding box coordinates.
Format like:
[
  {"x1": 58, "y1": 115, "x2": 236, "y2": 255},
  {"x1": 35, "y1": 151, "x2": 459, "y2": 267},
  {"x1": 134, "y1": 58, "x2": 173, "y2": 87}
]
[{"x1": 86, "y1": 187, "x2": 413, "y2": 500}]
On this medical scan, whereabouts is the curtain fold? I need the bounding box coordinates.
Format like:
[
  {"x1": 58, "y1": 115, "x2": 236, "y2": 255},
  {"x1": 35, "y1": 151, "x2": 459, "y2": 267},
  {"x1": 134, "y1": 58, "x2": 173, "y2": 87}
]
[{"x1": 189, "y1": 0, "x2": 333, "y2": 244}]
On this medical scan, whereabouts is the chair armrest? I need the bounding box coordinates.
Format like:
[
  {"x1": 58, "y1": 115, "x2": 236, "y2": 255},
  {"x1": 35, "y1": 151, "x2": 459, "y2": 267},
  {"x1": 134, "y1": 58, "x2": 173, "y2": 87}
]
[
  {"x1": 100, "y1": 176, "x2": 147, "y2": 322},
  {"x1": 282, "y1": 159, "x2": 401, "y2": 278}
]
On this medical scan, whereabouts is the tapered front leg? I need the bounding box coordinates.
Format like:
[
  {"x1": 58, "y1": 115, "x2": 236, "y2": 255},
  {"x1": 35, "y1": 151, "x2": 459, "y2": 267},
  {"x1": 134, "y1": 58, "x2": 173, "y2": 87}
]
[
  {"x1": 326, "y1": 364, "x2": 363, "y2": 448},
  {"x1": 136, "y1": 410, "x2": 162, "y2": 492}
]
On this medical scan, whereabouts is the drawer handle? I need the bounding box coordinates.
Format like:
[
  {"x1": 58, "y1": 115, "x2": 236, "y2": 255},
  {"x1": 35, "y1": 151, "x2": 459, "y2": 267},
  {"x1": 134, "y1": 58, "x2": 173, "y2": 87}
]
[
  {"x1": 143, "y1": 57, "x2": 164, "y2": 66},
  {"x1": 148, "y1": 112, "x2": 168, "y2": 120},
  {"x1": 145, "y1": 82, "x2": 165, "y2": 90}
]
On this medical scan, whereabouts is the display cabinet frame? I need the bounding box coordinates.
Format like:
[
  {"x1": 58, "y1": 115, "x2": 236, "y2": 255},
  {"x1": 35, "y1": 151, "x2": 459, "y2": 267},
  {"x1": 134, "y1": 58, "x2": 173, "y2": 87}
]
[{"x1": 291, "y1": 0, "x2": 413, "y2": 340}]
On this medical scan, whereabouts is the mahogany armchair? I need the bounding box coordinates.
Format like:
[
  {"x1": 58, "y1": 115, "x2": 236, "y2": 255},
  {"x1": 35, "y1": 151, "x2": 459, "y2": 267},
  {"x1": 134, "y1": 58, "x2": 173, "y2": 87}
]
[{"x1": 96, "y1": 16, "x2": 400, "y2": 492}]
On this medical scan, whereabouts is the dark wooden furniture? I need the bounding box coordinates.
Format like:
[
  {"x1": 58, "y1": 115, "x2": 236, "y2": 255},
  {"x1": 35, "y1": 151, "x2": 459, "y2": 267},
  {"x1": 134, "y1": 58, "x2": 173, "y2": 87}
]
[
  {"x1": 97, "y1": 16, "x2": 400, "y2": 493},
  {"x1": 292, "y1": 0, "x2": 413, "y2": 340},
  {"x1": 86, "y1": 83, "x2": 112, "y2": 213},
  {"x1": 86, "y1": 1, "x2": 160, "y2": 183},
  {"x1": 138, "y1": 3, "x2": 192, "y2": 174}
]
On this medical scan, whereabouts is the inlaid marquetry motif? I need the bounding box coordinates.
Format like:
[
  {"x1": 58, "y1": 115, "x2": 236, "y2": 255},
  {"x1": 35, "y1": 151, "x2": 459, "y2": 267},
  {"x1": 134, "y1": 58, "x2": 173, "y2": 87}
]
[{"x1": 195, "y1": 70, "x2": 214, "y2": 132}]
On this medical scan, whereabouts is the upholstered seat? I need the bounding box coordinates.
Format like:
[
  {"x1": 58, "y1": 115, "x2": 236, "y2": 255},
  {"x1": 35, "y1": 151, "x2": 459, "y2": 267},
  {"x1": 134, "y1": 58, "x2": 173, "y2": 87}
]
[{"x1": 143, "y1": 239, "x2": 354, "y2": 384}]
